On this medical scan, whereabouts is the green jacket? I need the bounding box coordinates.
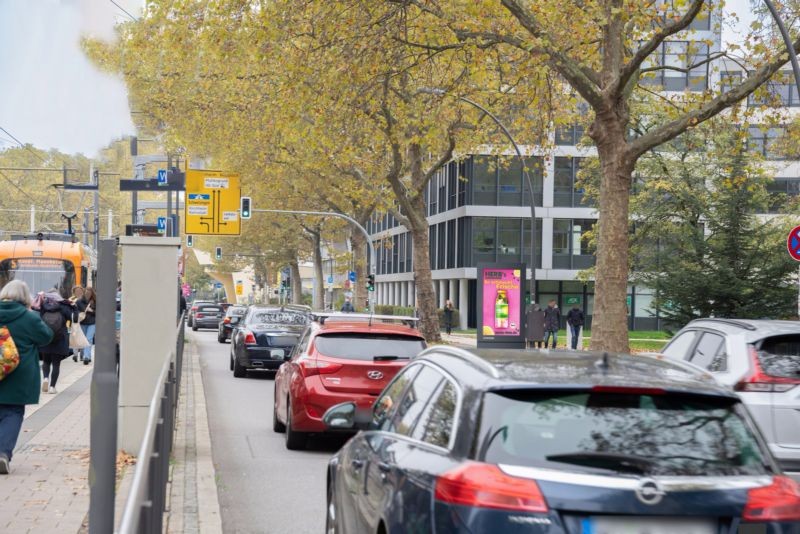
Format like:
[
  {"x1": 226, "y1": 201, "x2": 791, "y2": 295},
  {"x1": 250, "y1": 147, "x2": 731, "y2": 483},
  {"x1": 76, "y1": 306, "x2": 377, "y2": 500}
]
[{"x1": 0, "y1": 300, "x2": 53, "y2": 405}]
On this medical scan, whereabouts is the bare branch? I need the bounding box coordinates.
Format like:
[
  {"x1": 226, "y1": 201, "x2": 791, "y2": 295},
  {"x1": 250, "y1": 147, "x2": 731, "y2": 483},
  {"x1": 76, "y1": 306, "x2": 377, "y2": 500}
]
[{"x1": 639, "y1": 51, "x2": 728, "y2": 74}]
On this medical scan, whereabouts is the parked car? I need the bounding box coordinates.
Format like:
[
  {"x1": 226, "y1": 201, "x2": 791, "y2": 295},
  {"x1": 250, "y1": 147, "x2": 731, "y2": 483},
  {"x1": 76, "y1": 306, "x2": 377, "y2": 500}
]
[
  {"x1": 218, "y1": 305, "x2": 247, "y2": 343},
  {"x1": 661, "y1": 318, "x2": 800, "y2": 472},
  {"x1": 188, "y1": 300, "x2": 215, "y2": 327},
  {"x1": 273, "y1": 313, "x2": 425, "y2": 450},
  {"x1": 323, "y1": 347, "x2": 800, "y2": 533},
  {"x1": 191, "y1": 303, "x2": 224, "y2": 331},
  {"x1": 230, "y1": 305, "x2": 310, "y2": 378}
]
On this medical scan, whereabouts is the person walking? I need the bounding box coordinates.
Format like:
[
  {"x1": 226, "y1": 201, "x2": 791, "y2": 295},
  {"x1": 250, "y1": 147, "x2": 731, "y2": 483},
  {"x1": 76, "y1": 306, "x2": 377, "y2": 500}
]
[
  {"x1": 566, "y1": 304, "x2": 585, "y2": 350},
  {"x1": 37, "y1": 288, "x2": 77, "y2": 394},
  {"x1": 69, "y1": 286, "x2": 83, "y2": 362},
  {"x1": 0, "y1": 281, "x2": 54, "y2": 474},
  {"x1": 443, "y1": 299, "x2": 455, "y2": 335},
  {"x1": 340, "y1": 297, "x2": 355, "y2": 313},
  {"x1": 76, "y1": 287, "x2": 96, "y2": 365},
  {"x1": 543, "y1": 299, "x2": 561, "y2": 349}
]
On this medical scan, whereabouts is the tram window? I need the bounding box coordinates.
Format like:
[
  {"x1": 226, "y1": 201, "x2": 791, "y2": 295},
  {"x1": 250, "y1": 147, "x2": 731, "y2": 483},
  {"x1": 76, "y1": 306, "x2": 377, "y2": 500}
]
[{"x1": 0, "y1": 258, "x2": 75, "y2": 297}]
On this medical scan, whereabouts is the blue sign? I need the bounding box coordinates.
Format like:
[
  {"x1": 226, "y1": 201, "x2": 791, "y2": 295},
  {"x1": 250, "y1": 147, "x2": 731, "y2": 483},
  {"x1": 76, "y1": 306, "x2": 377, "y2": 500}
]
[
  {"x1": 215, "y1": 282, "x2": 223, "y2": 289},
  {"x1": 348, "y1": 271, "x2": 356, "y2": 282},
  {"x1": 327, "y1": 275, "x2": 334, "y2": 284},
  {"x1": 157, "y1": 217, "x2": 166, "y2": 233},
  {"x1": 157, "y1": 169, "x2": 168, "y2": 186},
  {"x1": 188, "y1": 193, "x2": 210, "y2": 200}
]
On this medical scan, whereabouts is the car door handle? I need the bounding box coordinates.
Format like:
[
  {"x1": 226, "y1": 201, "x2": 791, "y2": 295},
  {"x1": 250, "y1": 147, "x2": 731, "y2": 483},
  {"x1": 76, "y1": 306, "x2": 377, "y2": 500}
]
[{"x1": 351, "y1": 459, "x2": 364, "y2": 469}]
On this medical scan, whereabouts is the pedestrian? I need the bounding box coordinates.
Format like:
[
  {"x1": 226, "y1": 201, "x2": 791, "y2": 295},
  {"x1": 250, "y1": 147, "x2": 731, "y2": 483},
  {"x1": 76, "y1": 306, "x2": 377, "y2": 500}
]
[
  {"x1": 443, "y1": 299, "x2": 455, "y2": 335},
  {"x1": 70, "y1": 286, "x2": 84, "y2": 304},
  {"x1": 543, "y1": 299, "x2": 561, "y2": 349},
  {"x1": 340, "y1": 297, "x2": 355, "y2": 313},
  {"x1": 566, "y1": 304, "x2": 585, "y2": 350},
  {"x1": 0, "y1": 281, "x2": 53, "y2": 474},
  {"x1": 76, "y1": 287, "x2": 96, "y2": 365},
  {"x1": 37, "y1": 288, "x2": 77, "y2": 394}
]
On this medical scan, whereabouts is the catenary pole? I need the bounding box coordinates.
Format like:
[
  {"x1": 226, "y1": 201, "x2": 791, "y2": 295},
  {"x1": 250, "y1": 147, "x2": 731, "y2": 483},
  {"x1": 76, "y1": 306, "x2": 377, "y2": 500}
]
[{"x1": 252, "y1": 209, "x2": 377, "y2": 311}]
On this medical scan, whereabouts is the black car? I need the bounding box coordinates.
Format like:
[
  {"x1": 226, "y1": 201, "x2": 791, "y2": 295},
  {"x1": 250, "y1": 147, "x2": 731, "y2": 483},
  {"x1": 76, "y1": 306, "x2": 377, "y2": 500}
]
[
  {"x1": 191, "y1": 303, "x2": 224, "y2": 331},
  {"x1": 188, "y1": 300, "x2": 215, "y2": 327},
  {"x1": 323, "y1": 347, "x2": 800, "y2": 534},
  {"x1": 229, "y1": 305, "x2": 310, "y2": 378},
  {"x1": 218, "y1": 305, "x2": 247, "y2": 343}
]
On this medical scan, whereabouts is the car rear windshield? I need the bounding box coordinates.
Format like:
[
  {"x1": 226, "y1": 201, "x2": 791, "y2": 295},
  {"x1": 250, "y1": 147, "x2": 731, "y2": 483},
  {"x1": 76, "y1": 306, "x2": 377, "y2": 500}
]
[
  {"x1": 757, "y1": 335, "x2": 800, "y2": 379},
  {"x1": 227, "y1": 308, "x2": 246, "y2": 317},
  {"x1": 249, "y1": 310, "x2": 308, "y2": 326},
  {"x1": 198, "y1": 306, "x2": 222, "y2": 312},
  {"x1": 314, "y1": 333, "x2": 425, "y2": 361},
  {"x1": 476, "y1": 389, "x2": 770, "y2": 477}
]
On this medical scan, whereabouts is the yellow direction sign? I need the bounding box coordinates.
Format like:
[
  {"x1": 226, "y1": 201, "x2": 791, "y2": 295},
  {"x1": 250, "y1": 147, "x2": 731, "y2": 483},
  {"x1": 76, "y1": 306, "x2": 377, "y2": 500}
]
[
  {"x1": 184, "y1": 170, "x2": 241, "y2": 236},
  {"x1": 235, "y1": 281, "x2": 243, "y2": 296}
]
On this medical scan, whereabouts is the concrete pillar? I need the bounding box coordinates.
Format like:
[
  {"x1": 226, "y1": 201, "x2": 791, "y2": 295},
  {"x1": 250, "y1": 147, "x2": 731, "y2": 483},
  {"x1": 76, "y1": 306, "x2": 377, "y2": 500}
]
[
  {"x1": 394, "y1": 282, "x2": 401, "y2": 307},
  {"x1": 118, "y1": 237, "x2": 180, "y2": 452},
  {"x1": 438, "y1": 280, "x2": 447, "y2": 309},
  {"x1": 459, "y1": 279, "x2": 469, "y2": 330},
  {"x1": 448, "y1": 279, "x2": 457, "y2": 305},
  {"x1": 542, "y1": 218, "x2": 554, "y2": 270},
  {"x1": 407, "y1": 281, "x2": 415, "y2": 309}
]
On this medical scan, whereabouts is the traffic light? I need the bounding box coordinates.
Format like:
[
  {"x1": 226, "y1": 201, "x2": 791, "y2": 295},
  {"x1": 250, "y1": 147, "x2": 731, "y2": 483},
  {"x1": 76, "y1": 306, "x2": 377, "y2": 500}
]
[
  {"x1": 367, "y1": 273, "x2": 375, "y2": 292},
  {"x1": 215, "y1": 246, "x2": 222, "y2": 260},
  {"x1": 240, "y1": 196, "x2": 252, "y2": 220},
  {"x1": 186, "y1": 235, "x2": 193, "y2": 248}
]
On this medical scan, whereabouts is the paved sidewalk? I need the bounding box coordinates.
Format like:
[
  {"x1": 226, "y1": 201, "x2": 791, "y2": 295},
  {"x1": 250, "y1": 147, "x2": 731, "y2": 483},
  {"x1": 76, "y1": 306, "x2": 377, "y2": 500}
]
[{"x1": 0, "y1": 360, "x2": 94, "y2": 534}]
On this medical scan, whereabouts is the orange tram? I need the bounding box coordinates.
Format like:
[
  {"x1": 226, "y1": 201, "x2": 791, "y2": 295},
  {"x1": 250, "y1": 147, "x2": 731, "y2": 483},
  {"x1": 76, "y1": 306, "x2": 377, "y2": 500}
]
[{"x1": 0, "y1": 233, "x2": 96, "y2": 298}]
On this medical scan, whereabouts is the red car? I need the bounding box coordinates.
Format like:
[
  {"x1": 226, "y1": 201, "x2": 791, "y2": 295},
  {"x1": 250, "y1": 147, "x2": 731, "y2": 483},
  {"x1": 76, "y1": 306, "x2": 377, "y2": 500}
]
[{"x1": 273, "y1": 314, "x2": 426, "y2": 450}]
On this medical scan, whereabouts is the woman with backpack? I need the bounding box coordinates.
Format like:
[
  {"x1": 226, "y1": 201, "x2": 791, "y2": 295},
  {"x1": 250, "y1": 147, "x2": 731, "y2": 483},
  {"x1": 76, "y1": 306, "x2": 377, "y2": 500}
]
[
  {"x1": 76, "y1": 287, "x2": 96, "y2": 365},
  {"x1": 0, "y1": 281, "x2": 53, "y2": 474},
  {"x1": 37, "y1": 288, "x2": 78, "y2": 394}
]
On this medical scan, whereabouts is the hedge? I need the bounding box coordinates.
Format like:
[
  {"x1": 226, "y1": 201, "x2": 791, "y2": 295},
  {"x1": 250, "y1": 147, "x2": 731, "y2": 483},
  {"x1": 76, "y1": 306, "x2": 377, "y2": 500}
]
[{"x1": 372, "y1": 304, "x2": 459, "y2": 329}]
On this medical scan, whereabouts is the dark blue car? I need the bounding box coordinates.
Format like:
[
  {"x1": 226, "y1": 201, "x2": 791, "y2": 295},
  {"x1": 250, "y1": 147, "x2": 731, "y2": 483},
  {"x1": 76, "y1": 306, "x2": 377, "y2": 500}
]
[{"x1": 323, "y1": 347, "x2": 800, "y2": 534}]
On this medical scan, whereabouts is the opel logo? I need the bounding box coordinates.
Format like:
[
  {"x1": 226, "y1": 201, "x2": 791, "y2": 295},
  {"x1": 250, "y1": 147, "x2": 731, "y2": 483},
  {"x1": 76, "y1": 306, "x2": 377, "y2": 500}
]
[
  {"x1": 635, "y1": 478, "x2": 665, "y2": 505},
  {"x1": 367, "y1": 371, "x2": 384, "y2": 380}
]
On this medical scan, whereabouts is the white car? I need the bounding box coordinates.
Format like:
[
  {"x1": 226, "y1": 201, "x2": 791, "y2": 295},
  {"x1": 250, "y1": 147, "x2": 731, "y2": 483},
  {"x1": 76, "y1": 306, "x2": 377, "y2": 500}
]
[{"x1": 661, "y1": 318, "x2": 800, "y2": 471}]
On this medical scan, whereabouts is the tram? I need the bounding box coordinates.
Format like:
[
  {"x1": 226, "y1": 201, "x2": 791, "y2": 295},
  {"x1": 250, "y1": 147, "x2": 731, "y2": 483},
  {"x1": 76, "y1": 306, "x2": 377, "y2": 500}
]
[{"x1": 0, "y1": 233, "x2": 97, "y2": 298}]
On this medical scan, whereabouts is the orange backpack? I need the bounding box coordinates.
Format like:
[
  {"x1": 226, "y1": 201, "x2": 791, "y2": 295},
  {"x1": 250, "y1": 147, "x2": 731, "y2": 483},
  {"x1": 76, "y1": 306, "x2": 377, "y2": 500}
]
[{"x1": 0, "y1": 326, "x2": 20, "y2": 381}]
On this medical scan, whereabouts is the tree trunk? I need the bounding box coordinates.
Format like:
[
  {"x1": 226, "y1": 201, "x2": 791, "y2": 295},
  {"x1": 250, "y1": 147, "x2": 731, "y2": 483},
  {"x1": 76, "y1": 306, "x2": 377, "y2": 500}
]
[
  {"x1": 290, "y1": 260, "x2": 302, "y2": 305},
  {"x1": 311, "y1": 231, "x2": 325, "y2": 310},
  {"x1": 351, "y1": 231, "x2": 367, "y2": 312},
  {"x1": 407, "y1": 194, "x2": 440, "y2": 341},
  {"x1": 588, "y1": 112, "x2": 635, "y2": 353}
]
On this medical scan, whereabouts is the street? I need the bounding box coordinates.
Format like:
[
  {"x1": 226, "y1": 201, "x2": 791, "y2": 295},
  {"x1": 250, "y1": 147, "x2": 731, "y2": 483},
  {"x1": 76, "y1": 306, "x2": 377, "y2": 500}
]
[{"x1": 193, "y1": 329, "x2": 347, "y2": 533}]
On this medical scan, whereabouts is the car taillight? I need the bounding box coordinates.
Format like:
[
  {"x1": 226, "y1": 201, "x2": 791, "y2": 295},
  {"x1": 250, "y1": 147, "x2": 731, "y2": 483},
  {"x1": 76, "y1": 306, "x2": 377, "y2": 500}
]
[
  {"x1": 191, "y1": 306, "x2": 198, "y2": 312},
  {"x1": 734, "y1": 346, "x2": 800, "y2": 393},
  {"x1": 196, "y1": 313, "x2": 204, "y2": 318},
  {"x1": 244, "y1": 331, "x2": 257, "y2": 345},
  {"x1": 743, "y1": 476, "x2": 800, "y2": 522},
  {"x1": 298, "y1": 359, "x2": 343, "y2": 378},
  {"x1": 434, "y1": 462, "x2": 548, "y2": 513},
  {"x1": 223, "y1": 318, "x2": 231, "y2": 324}
]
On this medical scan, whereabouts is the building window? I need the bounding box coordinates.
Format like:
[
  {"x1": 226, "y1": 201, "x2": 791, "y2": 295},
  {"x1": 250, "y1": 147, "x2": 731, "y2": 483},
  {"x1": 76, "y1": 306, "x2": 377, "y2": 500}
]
[
  {"x1": 555, "y1": 124, "x2": 585, "y2": 145},
  {"x1": 472, "y1": 217, "x2": 496, "y2": 264},
  {"x1": 499, "y1": 156, "x2": 523, "y2": 206},
  {"x1": 438, "y1": 174, "x2": 447, "y2": 214},
  {"x1": 554, "y1": 157, "x2": 591, "y2": 207},
  {"x1": 437, "y1": 222, "x2": 446, "y2": 270},
  {"x1": 448, "y1": 162, "x2": 457, "y2": 210},
  {"x1": 553, "y1": 219, "x2": 595, "y2": 270},
  {"x1": 747, "y1": 126, "x2": 785, "y2": 160},
  {"x1": 458, "y1": 160, "x2": 467, "y2": 206},
  {"x1": 392, "y1": 235, "x2": 399, "y2": 273},
  {"x1": 456, "y1": 218, "x2": 467, "y2": 268},
  {"x1": 766, "y1": 178, "x2": 800, "y2": 213},
  {"x1": 642, "y1": 41, "x2": 709, "y2": 91},
  {"x1": 446, "y1": 219, "x2": 456, "y2": 269},
  {"x1": 720, "y1": 71, "x2": 742, "y2": 94},
  {"x1": 749, "y1": 72, "x2": 800, "y2": 107},
  {"x1": 472, "y1": 156, "x2": 496, "y2": 205},
  {"x1": 470, "y1": 217, "x2": 541, "y2": 268},
  {"x1": 429, "y1": 225, "x2": 437, "y2": 271}
]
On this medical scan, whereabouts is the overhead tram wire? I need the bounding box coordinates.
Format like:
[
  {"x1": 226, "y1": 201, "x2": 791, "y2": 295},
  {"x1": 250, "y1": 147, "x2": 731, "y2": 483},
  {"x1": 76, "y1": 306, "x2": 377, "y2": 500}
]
[
  {"x1": 109, "y1": 0, "x2": 138, "y2": 21},
  {"x1": 0, "y1": 126, "x2": 51, "y2": 166}
]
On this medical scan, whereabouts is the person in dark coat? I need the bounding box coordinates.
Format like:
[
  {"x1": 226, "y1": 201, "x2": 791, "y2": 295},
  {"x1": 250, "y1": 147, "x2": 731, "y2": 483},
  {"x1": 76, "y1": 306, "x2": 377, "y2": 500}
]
[
  {"x1": 543, "y1": 299, "x2": 561, "y2": 349},
  {"x1": 340, "y1": 297, "x2": 355, "y2": 313},
  {"x1": 76, "y1": 287, "x2": 96, "y2": 364},
  {"x1": 0, "y1": 280, "x2": 53, "y2": 473},
  {"x1": 37, "y1": 288, "x2": 77, "y2": 394},
  {"x1": 443, "y1": 299, "x2": 455, "y2": 335},
  {"x1": 566, "y1": 304, "x2": 585, "y2": 350}
]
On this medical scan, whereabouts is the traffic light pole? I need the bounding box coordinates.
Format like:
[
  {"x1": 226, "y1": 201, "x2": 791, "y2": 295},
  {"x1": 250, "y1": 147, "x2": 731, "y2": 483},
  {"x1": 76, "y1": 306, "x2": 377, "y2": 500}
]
[{"x1": 252, "y1": 209, "x2": 376, "y2": 312}]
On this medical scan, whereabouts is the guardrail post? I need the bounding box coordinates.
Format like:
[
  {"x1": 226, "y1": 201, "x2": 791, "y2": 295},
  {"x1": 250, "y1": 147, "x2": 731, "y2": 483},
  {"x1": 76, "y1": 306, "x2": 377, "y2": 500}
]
[{"x1": 89, "y1": 239, "x2": 119, "y2": 533}]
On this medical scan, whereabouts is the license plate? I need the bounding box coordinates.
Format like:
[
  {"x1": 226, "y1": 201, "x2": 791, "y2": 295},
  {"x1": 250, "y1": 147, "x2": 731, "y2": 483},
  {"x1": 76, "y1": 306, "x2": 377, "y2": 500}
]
[
  {"x1": 583, "y1": 517, "x2": 716, "y2": 534},
  {"x1": 270, "y1": 349, "x2": 285, "y2": 360}
]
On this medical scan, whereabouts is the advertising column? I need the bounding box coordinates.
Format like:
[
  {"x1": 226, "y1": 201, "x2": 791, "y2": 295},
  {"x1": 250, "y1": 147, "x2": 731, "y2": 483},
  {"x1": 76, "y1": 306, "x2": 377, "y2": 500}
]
[{"x1": 477, "y1": 263, "x2": 526, "y2": 349}]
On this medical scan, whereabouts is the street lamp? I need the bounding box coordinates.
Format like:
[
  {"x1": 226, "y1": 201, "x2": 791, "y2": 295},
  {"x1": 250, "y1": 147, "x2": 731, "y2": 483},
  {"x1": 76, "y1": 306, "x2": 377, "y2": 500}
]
[
  {"x1": 420, "y1": 87, "x2": 537, "y2": 304},
  {"x1": 763, "y1": 0, "x2": 800, "y2": 98}
]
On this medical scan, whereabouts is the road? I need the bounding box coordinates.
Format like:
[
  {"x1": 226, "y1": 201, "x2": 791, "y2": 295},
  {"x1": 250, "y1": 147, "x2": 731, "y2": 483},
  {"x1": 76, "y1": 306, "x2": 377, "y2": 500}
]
[{"x1": 192, "y1": 329, "x2": 347, "y2": 534}]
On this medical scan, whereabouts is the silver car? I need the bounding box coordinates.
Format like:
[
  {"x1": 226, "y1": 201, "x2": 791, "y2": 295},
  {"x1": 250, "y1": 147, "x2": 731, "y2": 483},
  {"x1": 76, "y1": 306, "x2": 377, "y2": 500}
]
[{"x1": 661, "y1": 318, "x2": 800, "y2": 471}]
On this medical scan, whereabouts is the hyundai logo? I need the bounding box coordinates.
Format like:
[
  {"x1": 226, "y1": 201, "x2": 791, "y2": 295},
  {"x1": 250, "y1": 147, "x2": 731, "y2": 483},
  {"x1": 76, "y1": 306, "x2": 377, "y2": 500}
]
[
  {"x1": 635, "y1": 478, "x2": 665, "y2": 505},
  {"x1": 367, "y1": 371, "x2": 384, "y2": 380}
]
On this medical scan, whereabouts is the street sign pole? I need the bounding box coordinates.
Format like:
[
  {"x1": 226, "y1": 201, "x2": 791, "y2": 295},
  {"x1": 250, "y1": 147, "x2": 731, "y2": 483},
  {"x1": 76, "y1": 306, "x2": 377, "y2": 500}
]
[
  {"x1": 785, "y1": 225, "x2": 800, "y2": 316},
  {"x1": 253, "y1": 209, "x2": 377, "y2": 312}
]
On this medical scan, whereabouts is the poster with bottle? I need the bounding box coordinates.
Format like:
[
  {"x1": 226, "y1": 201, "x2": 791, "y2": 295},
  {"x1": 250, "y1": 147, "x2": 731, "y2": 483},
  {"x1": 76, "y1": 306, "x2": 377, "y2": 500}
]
[{"x1": 480, "y1": 267, "x2": 522, "y2": 337}]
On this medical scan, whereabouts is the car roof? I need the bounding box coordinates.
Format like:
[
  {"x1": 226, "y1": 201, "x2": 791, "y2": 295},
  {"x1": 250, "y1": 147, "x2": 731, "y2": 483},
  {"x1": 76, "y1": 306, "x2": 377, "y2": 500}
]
[
  {"x1": 315, "y1": 321, "x2": 424, "y2": 338},
  {"x1": 416, "y1": 347, "x2": 736, "y2": 398},
  {"x1": 684, "y1": 318, "x2": 800, "y2": 342}
]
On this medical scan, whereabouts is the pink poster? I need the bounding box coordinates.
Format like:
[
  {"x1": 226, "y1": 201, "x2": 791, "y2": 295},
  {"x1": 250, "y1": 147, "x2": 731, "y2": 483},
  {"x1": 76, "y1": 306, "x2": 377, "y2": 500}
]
[{"x1": 481, "y1": 268, "x2": 522, "y2": 337}]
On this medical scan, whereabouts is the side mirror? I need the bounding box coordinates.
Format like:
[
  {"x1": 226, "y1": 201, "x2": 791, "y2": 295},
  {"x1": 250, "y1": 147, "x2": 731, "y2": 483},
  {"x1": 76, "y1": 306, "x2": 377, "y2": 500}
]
[{"x1": 323, "y1": 402, "x2": 372, "y2": 431}]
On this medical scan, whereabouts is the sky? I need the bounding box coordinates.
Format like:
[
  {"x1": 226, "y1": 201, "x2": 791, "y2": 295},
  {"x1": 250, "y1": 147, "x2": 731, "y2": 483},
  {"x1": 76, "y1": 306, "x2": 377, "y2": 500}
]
[{"x1": 0, "y1": 0, "x2": 764, "y2": 158}]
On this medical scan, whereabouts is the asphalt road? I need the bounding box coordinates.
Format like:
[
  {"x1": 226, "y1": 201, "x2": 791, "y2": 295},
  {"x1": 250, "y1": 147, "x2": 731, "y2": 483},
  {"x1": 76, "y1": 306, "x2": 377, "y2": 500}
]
[{"x1": 192, "y1": 329, "x2": 347, "y2": 534}]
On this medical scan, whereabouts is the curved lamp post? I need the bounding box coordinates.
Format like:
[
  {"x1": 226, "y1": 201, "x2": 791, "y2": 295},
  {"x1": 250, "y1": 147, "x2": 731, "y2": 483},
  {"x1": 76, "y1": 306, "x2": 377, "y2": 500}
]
[
  {"x1": 419, "y1": 87, "x2": 538, "y2": 304},
  {"x1": 763, "y1": 0, "x2": 800, "y2": 98}
]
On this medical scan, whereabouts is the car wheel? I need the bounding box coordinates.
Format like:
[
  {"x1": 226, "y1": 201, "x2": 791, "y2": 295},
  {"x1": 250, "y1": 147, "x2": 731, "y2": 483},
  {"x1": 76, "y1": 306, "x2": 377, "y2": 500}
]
[
  {"x1": 285, "y1": 401, "x2": 307, "y2": 450},
  {"x1": 229, "y1": 353, "x2": 234, "y2": 371},
  {"x1": 233, "y1": 356, "x2": 247, "y2": 378},
  {"x1": 192, "y1": 325, "x2": 198, "y2": 332},
  {"x1": 273, "y1": 397, "x2": 286, "y2": 433},
  {"x1": 326, "y1": 482, "x2": 338, "y2": 534},
  {"x1": 218, "y1": 332, "x2": 225, "y2": 343}
]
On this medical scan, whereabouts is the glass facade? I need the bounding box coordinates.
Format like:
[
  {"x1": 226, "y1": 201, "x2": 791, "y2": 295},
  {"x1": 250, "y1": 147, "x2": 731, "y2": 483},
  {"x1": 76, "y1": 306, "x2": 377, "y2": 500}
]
[
  {"x1": 553, "y1": 219, "x2": 595, "y2": 270},
  {"x1": 747, "y1": 126, "x2": 785, "y2": 160},
  {"x1": 554, "y1": 157, "x2": 592, "y2": 207},
  {"x1": 641, "y1": 41, "x2": 710, "y2": 91}
]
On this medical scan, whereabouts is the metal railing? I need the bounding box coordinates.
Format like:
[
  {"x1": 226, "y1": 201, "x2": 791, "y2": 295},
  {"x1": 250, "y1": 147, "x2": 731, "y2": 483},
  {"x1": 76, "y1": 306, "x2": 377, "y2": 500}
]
[{"x1": 117, "y1": 313, "x2": 185, "y2": 533}]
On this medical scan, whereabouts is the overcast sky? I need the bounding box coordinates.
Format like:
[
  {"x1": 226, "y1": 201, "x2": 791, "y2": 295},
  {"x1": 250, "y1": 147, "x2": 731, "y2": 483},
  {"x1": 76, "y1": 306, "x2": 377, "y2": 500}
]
[{"x1": 0, "y1": 0, "x2": 761, "y2": 158}]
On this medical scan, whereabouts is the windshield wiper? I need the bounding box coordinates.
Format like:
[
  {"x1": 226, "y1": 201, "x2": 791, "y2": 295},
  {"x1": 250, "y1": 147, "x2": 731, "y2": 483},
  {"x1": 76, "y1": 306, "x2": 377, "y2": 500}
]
[
  {"x1": 545, "y1": 452, "x2": 655, "y2": 475},
  {"x1": 373, "y1": 355, "x2": 409, "y2": 361}
]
